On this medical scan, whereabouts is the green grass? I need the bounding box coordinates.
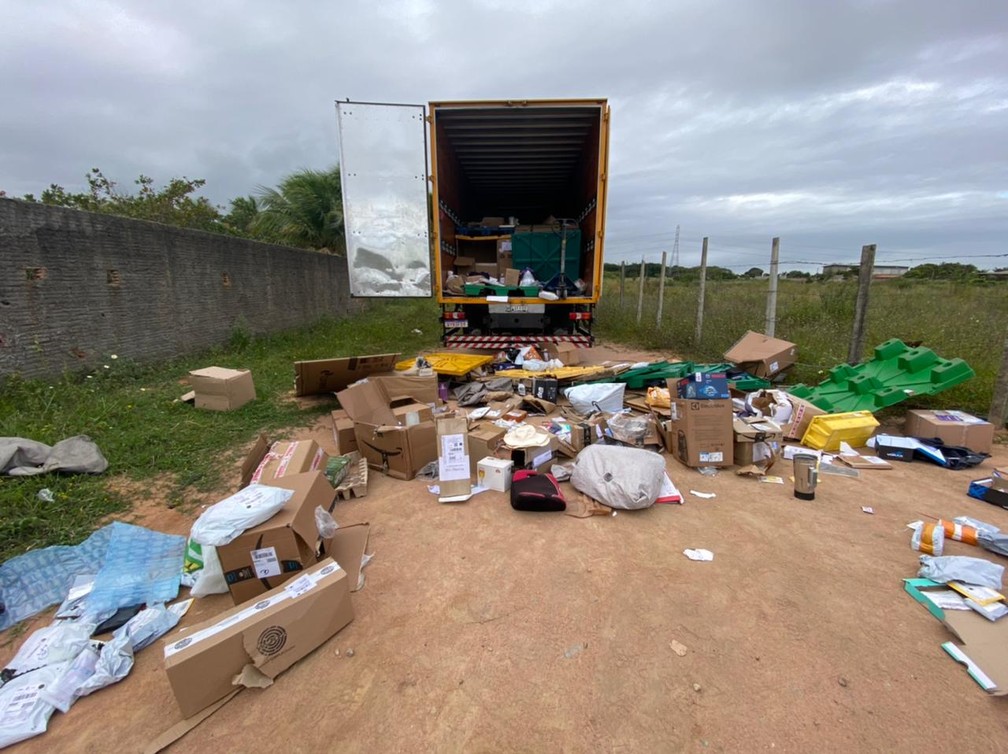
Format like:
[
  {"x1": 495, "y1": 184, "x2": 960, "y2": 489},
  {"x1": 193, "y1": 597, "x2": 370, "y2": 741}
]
[
  {"x1": 595, "y1": 276, "x2": 1008, "y2": 418},
  {"x1": 0, "y1": 298, "x2": 441, "y2": 562}
]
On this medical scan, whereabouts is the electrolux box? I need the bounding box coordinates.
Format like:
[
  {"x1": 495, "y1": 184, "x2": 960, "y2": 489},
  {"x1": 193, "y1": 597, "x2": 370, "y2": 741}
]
[{"x1": 661, "y1": 399, "x2": 734, "y2": 468}]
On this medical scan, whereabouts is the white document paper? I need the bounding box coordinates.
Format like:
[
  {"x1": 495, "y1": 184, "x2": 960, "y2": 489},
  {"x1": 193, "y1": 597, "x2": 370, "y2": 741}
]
[{"x1": 438, "y1": 434, "x2": 470, "y2": 482}]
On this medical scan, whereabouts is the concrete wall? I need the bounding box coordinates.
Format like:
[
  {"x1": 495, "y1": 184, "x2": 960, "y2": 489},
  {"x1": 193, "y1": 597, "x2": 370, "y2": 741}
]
[{"x1": 0, "y1": 198, "x2": 353, "y2": 378}]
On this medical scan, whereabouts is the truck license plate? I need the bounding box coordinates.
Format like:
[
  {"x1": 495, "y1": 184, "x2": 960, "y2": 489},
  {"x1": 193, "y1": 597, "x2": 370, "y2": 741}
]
[
  {"x1": 444, "y1": 320, "x2": 468, "y2": 329},
  {"x1": 489, "y1": 303, "x2": 545, "y2": 314}
]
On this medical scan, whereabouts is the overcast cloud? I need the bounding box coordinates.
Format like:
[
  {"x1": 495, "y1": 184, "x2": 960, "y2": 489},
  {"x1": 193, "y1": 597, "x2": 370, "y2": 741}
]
[{"x1": 2, "y1": 0, "x2": 1006, "y2": 272}]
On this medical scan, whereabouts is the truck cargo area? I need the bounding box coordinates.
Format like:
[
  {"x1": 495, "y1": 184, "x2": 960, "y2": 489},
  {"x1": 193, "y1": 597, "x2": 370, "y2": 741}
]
[{"x1": 433, "y1": 101, "x2": 607, "y2": 304}]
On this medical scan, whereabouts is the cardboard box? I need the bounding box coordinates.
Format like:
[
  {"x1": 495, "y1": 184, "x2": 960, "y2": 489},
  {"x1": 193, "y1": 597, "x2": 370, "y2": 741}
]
[
  {"x1": 724, "y1": 331, "x2": 797, "y2": 378},
  {"x1": 294, "y1": 353, "x2": 400, "y2": 397},
  {"x1": 904, "y1": 410, "x2": 994, "y2": 454},
  {"x1": 473, "y1": 263, "x2": 499, "y2": 278},
  {"x1": 240, "y1": 437, "x2": 329, "y2": 488},
  {"x1": 503, "y1": 268, "x2": 521, "y2": 288},
  {"x1": 675, "y1": 373, "x2": 730, "y2": 400},
  {"x1": 875, "y1": 436, "x2": 915, "y2": 462},
  {"x1": 541, "y1": 341, "x2": 582, "y2": 366},
  {"x1": 531, "y1": 377, "x2": 559, "y2": 403},
  {"x1": 436, "y1": 417, "x2": 472, "y2": 502},
  {"x1": 733, "y1": 417, "x2": 783, "y2": 470},
  {"x1": 368, "y1": 373, "x2": 439, "y2": 406},
  {"x1": 330, "y1": 410, "x2": 357, "y2": 454},
  {"x1": 904, "y1": 578, "x2": 1008, "y2": 696},
  {"x1": 217, "y1": 471, "x2": 335, "y2": 604},
  {"x1": 992, "y1": 467, "x2": 1008, "y2": 493},
  {"x1": 453, "y1": 255, "x2": 476, "y2": 271},
  {"x1": 661, "y1": 399, "x2": 734, "y2": 468},
  {"x1": 508, "y1": 434, "x2": 559, "y2": 472},
  {"x1": 497, "y1": 238, "x2": 512, "y2": 255},
  {"x1": 188, "y1": 367, "x2": 256, "y2": 411},
  {"x1": 390, "y1": 399, "x2": 434, "y2": 426},
  {"x1": 555, "y1": 417, "x2": 605, "y2": 459},
  {"x1": 782, "y1": 393, "x2": 827, "y2": 441},
  {"x1": 477, "y1": 457, "x2": 513, "y2": 492},
  {"x1": 467, "y1": 424, "x2": 506, "y2": 475},
  {"x1": 481, "y1": 216, "x2": 505, "y2": 228},
  {"x1": 319, "y1": 522, "x2": 371, "y2": 592},
  {"x1": 163, "y1": 558, "x2": 353, "y2": 718}
]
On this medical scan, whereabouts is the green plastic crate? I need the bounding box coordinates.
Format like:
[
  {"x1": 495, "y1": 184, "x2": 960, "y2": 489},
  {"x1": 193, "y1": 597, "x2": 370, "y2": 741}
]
[{"x1": 512, "y1": 229, "x2": 581, "y2": 283}]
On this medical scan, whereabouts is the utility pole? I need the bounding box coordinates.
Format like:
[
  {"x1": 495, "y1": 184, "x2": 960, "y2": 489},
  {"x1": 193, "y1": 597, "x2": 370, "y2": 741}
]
[{"x1": 695, "y1": 236, "x2": 709, "y2": 345}]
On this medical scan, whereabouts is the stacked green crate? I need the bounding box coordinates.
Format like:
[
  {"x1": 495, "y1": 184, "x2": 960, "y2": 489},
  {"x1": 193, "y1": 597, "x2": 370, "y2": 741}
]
[{"x1": 511, "y1": 228, "x2": 581, "y2": 283}]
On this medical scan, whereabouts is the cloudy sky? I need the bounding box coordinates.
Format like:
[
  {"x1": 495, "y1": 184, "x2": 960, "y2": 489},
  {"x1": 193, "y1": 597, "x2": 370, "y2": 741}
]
[{"x1": 2, "y1": 0, "x2": 1006, "y2": 272}]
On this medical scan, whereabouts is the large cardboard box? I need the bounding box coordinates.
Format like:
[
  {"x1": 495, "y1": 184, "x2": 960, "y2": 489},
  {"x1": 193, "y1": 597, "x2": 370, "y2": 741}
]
[
  {"x1": 904, "y1": 409, "x2": 994, "y2": 454},
  {"x1": 330, "y1": 410, "x2": 357, "y2": 454},
  {"x1": 390, "y1": 399, "x2": 434, "y2": 426},
  {"x1": 163, "y1": 558, "x2": 353, "y2": 718},
  {"x1": 467, "y1": 423, "x2": 506, "y2": 475},
  {"x1": 733, "y1": 417, "x2": 783, "y2": 470},
  {"x1": 240, "y1": 437, "x2": 329, "y2": 488},
  {"x1": 217, "y1": 471, "x2": 335, "y2": 604},
  {"x1": 724, "y1": 331, "x2": 797, "y2": 378},
  {"x1": 189, "y1": 367, "x2": 256, "y2": 411},
  {"x1": 294, "y1": 353, "x2": 400, "y2": 397},
  {"x1": 661, "y1": 399, "x2": 734, "y2": 468},
  {"x1": 337, "y1": 379, "x2": 438, "y2": 480},
  {"x1": 436, "y1": 417, "x2": 472, "y2": 502},
  {"x1": 369, "y1": 373, "x2": 440, "y2": 406},
  {"x1": 782, "y1": 393, "x2": 827, "y2": 441}
]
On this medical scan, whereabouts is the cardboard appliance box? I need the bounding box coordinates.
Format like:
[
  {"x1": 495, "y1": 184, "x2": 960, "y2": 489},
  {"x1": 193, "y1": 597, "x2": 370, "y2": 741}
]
[
  {"x1": 294, "y1": 353, "x2": 400, "y2": 397},
  {"x1": 904, "y1": 409, "x2": 994, "y2": 454},
  {"x1": 675, "y1": 373, "x2": 730, "y2": 400},
  {"x1": 556, "y1": 417, "x2": 606, "y2": 459},
  {"x1": 189, "y1": 367, "x2": 256, "y2": 411},
  {"x1": 217, "y1": 471, "x2": 335, "y2": 604},
  {"x1": 240, "y1": 436, "x2": 329, "y2": 488},
  {"x1": 467, "y1": 423, "x2": 506, "y2": 475},
  {"x1": 436, "y1": 417, "x2": 472, "y2": 502},
  {"x1": 661, "y1": 399, "x2": 734, "y2": 468},
  {"x1": 163, "y1": 558, "x2": 353, "y2": 718},
  {"x1": 477, "y1": 457, "x2": 513, "y2": 492},
  {"x1": 331, "y1": 410, "x2": 357, "y2": 454},
  {"x1": 724, "y1": 331, "x2": 797, "y2": 379}
]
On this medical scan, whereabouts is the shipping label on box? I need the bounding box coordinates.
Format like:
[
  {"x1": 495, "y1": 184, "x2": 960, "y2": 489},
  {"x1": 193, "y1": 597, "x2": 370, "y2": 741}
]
[
  {"x1": 437, "y1": 417, "x2": 472, "y2": 502},
  {"x1": 163, "y1": 558, "x2": 353, "y2": 718}
]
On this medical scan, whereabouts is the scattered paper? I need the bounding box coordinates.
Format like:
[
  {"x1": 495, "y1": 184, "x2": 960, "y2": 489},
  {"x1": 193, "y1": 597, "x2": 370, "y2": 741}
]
[
  {"x1": 427, "y1": 485, "x2": 439, "y2": 495},
  {"x1": 759, "y1": 476, "x2": 784, "y2": 484},
  {"x1": 683, "y1": 548, "x2": 714, "y2": 562},
  {"x1": 861, "y1": 506, "x2": 874, "y2": 514},
  {"x1": 669, "y1": 640, "x2": 688, "y2": 657},
  {"x1": 922, "y1": 589, "x2": 970, "y2": 611},
  {"x1": 689, "y1": 490, "x2": 716, "y2": 499},
  {"x1": 656, "y1": 473, "x2": 683, "y2": 504}
]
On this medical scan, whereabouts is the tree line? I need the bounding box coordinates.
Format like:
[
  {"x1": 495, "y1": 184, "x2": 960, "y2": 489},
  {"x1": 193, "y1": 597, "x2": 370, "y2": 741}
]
[
  {"x1": 5, "y1": 167, "x2": 345, "y2": 253},
  {"x1": 603, "y1": 261, "x2": 1002, "y2": 282}
]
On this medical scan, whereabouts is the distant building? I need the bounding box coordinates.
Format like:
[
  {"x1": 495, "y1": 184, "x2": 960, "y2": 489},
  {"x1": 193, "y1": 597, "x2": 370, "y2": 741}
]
[{"x1": 822, "y1": 263, "x2": 908, "y2": 280}]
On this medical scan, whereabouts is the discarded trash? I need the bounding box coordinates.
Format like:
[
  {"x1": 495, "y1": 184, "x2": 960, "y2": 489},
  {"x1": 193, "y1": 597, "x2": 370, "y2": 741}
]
[
  {"x1": 759, "y1": 476, "x2": 784, "y2": 484},
  {"x1": 862, "y1": 506, "x2": 874, "y2": 514},
  {"x1": 86, "y1": 522, "x2": 186, "y2": 615},
  {"x1": 909, "y1": 521, "x2": 945, "y2": 556},
  {"x1": 36, "y1": 488, "x2": 55, "y2": 503},
  {"x1": 0, "y1": 435, "x2": 109, "y2": 476},
  {"x1": 692, "y1": 682, "x2": 702, "y2": 693},
  {"x1": 564, "y1": 643, "x2": 586, "y2": 659},
  {"x1": 683, "y1": 549, "x2": 714, "y2": 562},
  {"x1": 690, "y1": 490, "x2": 716, "y2": 499},
  {"x1": 918, "y1": 555, "x2": 1004, "y2": 589},
  {"x1": 838, "y1": 676, "x2": 849, "y2": 688},
  {"x1": 697, "y1": 466, "x2": 719, "y2": 477},
  {"x1": 314, "y1": 505, "x2": 338, "y2": 539},
  {"x1": 190, "y1": 485, "x2": 293, "y2": 546},
  {"x1": 345, "y1": 648, "x2": 355, "y2": 658},
  {"x1": 820, "y1": 461, "x2": 859, "y2": 479},
  {"x1": 669, "y1": 640, "x2": 688, "y2": 657},
  {"x1": 570, "y1": 445, "x2": 665, "y2": 510}
]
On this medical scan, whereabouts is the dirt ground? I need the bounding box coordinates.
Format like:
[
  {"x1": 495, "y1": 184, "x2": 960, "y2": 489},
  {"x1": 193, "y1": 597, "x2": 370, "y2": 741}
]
[{"x1": 4, "y1": 344, "x2": 1008, "y2": 753}]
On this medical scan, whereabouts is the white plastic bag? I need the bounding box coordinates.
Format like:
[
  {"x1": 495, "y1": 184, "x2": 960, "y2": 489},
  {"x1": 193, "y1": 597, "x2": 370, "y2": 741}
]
[
  {"x1": 0, "y1": 662, "x2": 67, "y2": 748},
  {"x1": 570, "y1": 445, "x2": 665, "y2": 510},
  {"x1": 315, "y1": 506, "x2": 338, "y2": 539},
  {"x1": 191, "y1": 545, "x2": 228, "y2": 597},
  {"x1": 3, "y1": 621, "x2": 94, "y2": 676},
  {"x1": 918, "y1": 555, "x2": 1004, "y2": 589},
  {"x1": 190, "y1": 484, "x2": 293, "y2": 546},
  {"x1": 564, "y1": 383, "x2": 625, "y2": 415}
]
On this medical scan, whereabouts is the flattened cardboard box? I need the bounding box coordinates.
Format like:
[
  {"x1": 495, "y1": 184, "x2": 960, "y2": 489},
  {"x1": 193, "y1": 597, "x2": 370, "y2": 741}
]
[
  {"x1": 217, "y1": 471, "x2": 335, "y2": 604},
  {"x1": 240, "y1": 436, "x2": 329, "y2": 488},
  {"x1": 294, "y1": 353, "x2": 400, "y2": 397},
  {"x1": 661, "y1": 397, "x2": 734, "y2": 468},
  {"x1": 163, "y1": 558, "x2": 353, "y2": 718},
  {"x1": 904, "y1": 409, "x2": 994, "y2": 454},
  {"x1": 724, "y1": 330, "x2": 797, "y2": 378},
  {"x1": 189, "y1": 367, "x2": 256, "y2": 411}
]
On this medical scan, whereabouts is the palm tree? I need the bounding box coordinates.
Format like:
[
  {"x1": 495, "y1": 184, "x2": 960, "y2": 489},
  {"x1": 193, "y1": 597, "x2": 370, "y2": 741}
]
[{"x1": 253, "y1": 167, "x2": 345, "y2": 252}]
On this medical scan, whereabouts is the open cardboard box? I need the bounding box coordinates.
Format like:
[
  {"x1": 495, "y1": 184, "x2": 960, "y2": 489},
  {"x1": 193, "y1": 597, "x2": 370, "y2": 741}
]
[
  {"x1": 240, "y1": 436, "x2": 329, "y2": 488},
  {"x1": 904, "y1": 578, "x2": 1008, "y2": 695},
  {"x1": 724, "y1": 331, "x2": 797, "y2": 379},
  {"x1": 336, "y1": 379, "x2": 437, "y2": 480}
]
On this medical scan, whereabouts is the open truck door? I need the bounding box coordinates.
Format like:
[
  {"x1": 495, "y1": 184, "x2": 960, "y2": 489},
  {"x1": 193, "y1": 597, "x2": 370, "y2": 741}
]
[{"x1": 336, "y1": 101, "x2": 432, "y2": 297}]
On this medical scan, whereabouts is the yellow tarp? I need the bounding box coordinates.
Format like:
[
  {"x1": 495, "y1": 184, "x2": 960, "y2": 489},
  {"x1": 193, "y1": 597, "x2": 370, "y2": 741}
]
[
  {"x1": 492, "y1": 365, "x2": 610, "y2": 381},
  {"x1": 395, "y1": 353, "x2": 494, "y2": 378}
]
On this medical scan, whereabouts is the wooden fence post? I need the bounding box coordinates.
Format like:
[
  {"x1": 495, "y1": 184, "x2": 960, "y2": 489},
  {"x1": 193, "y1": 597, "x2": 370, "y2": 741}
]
[
  {"x1": 764, "y1": 237, "x2": 780, "y2": 337},
  {"x1": 636, "y1": 256, "x2": 645, "y2": 325},
  {"x1": 988, "y1": 333, "x2": 1008, "y2": 428},
  {"x1": 695, "y1": 236, "x2": 709, "y2": 346},
  {"x1": 655, "y1": 251, "x2": 668, "y2": 325},
  {"x1": 847, "y1": 244, "x2": 876, "y2": 364},
  {"x1": 619, "y1": 261, "x2": 626, "y2": 308}
]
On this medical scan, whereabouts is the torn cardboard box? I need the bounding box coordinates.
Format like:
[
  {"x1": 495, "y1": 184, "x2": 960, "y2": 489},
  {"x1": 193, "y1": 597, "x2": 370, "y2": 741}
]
[
  {"x1": 163, "y1": 558, "x2": 353, "y2": 718},
  {"x1": 217, "y1": 471, "x2": 335, "y2": 604},
  {"x1": 733, "y1": 416, "x2": 783, "y2": 473},
  {"x1": 294, "y1": 353, "x2": 400, "y2": 397},
  {"x1": 240, "y1": 437, "x2": 329, "y2": 488},
  {"x1": 319, "y1": 522, "x2": 371, "y2": 592},
  {"x1": 724, "y1": 331, "x2": 797, "y2": 379},
  {"x1": 188, "y1": 367, "x2": 256, "y2": 411}
]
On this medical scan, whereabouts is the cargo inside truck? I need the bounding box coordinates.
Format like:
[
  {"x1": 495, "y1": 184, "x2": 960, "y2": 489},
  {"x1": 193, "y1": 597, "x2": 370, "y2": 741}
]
[{"x1": 432, "y1": 101, "x2": 608, "y2": 302}]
